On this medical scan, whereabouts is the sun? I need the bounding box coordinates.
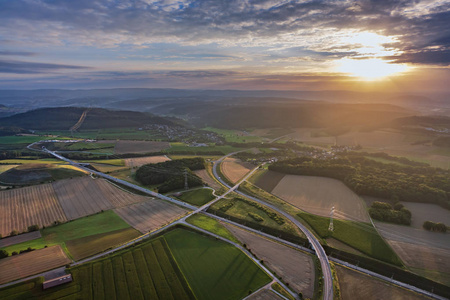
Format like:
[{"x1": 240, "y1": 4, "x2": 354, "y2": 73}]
[{"x1": 338, "y1": 58, "x2": 408, "y2": 80}]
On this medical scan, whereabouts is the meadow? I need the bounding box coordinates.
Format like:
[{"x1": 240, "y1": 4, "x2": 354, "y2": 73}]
[
  {"x1": 177, "y1": 188, "x2": 215, "y2": 206},
  {"x1": 186, "y1": 214, "x2": 240, "y2": 243},
  {"x1": 297, "y1": 212, "x2": 403, "y2": 266},
  {"x1": 165, "y1": 228, "x2": 271, "y2": 300}
]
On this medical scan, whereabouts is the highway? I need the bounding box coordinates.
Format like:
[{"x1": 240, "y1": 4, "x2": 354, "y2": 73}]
[
  {"x1": 36, "y1": 146, "x2": 447, "y2": 300},
  {"x1": 211, "y1": 155, "x2": 335, "y2": 300}
]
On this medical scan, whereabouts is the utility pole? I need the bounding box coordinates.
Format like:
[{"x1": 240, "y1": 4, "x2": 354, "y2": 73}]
[
  {"x1": 328, "y1": 206, "x2": 335, "y2": 232},
  {"x1": 184, "y1": 169, "x2": 188, "y2": 190}
]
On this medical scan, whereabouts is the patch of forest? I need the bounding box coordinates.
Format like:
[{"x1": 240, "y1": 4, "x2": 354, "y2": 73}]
[
  {"x1": 269, "y1": 156, "x2": 450, "y2": 209},
  {"x1": 135, "y1": 157, "x2": 205, "y2": 193}
]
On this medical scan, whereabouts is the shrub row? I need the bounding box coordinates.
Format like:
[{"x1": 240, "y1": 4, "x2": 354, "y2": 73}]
[{"x1": 423, "y1": 221, "x2": 447, "y2": 232}]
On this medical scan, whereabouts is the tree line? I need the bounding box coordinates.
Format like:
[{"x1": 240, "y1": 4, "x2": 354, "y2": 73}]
[{"x1": 368, "y1": 202, "x2": 412, "y2": 225}]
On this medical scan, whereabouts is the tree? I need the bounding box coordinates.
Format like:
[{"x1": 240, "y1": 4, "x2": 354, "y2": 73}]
[
  {"x1": 0, "y1": 249, "x2": 8, "y2": 259},
  {"x1": 28, "y1": 224, "x2": 39, "y2": 232}
]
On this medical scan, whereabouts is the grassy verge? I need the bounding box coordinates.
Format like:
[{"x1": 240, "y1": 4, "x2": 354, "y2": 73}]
[
  {"x1": 186, "y1": 214, "x2": 240, "y2": 243},
  {"x1": 178, "y1": 188, "x2": 215, "y2": 206},
  {"x1": 165, "y1": 228, "x2": 271, "y2": 300},
  {"x1": 297, "y1": 212, "x2": 403, "y2": 265},
  {"x1": 272, "y1": 282, "x2": 295, "y2": 300}
]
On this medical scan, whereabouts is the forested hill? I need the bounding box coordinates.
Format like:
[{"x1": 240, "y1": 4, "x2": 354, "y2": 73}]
[
  {"x1": 163, "y1": 102, "x2": 412, "y2": 129},
  {"x1": 0, "y1": 107, "x2": 175, "y2": 130}
]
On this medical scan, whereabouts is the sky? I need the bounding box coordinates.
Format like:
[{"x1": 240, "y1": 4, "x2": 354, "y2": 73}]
[{"x1": 0, "y1": 0, "x2": 449, "y2": 95}]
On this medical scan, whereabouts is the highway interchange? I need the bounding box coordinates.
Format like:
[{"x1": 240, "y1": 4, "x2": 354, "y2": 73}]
[{"x1": 11, "y1": 144, "x2": 445, "y2": 300}]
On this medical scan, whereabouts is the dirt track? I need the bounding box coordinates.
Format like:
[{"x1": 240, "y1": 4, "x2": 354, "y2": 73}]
[{"x1": 0, "y1": 245, "x2": 70, "y2": 284}]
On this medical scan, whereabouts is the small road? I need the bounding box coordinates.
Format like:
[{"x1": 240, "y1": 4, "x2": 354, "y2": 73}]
[{"x1": 211, "y1": 155, "x2": 334, "y2": 300}]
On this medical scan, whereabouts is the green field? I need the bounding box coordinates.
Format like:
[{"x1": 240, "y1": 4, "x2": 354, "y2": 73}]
[
  {"x1": 80, "y1": 158, "x2": 125, "y2": 166},
  {"x1": 0, "y1": 237, "x2": 195, "y2": 300},
  {"x1": 0, "y1": 158, "x2": 65, "y2": 165},
  {"x1": 166, "y1": 142, "x2": 243, "y2": 155},
  {"x1": 186, "y1": 214, "x2": 240, "y2": 243},
  {"x1": 178, "y1": 188, "x2": 215, "y2": 206},
  {"x1": 297, "y1": 212, "x2": 403, "y2": 266},
  {"x1": 35, "y1": 130, "x2": 99, "y2": 139},
  {"x1": 0, "y1": 136, "x2": 48, "y2": 144},
  {"x1": 165, "y1": 228, "x2": 271, "y2": 300},
  {"x1": 1, "y1": 210, "x2": 132, "y2": 256},
  {"x1": 209, "y1": 197, "x2": 298, "y2": 235},
  {"x1": 66, "y1": 227, "x2": 141, "y2": 261}
]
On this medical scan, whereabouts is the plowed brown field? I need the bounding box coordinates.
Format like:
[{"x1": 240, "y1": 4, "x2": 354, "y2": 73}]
[
  {"x1": 272, "y1": 175, "x2": 369, "y2": 223},
  {"x1": 124, "y1": 155, "x2": 170, "y2": 167},
  {"x1": 53, "y1": 177, "x2": 114, "y2": 220},
  {"x1": 0, "y1": 184, "x2": 67, "y2": 237},
  {"x1": 224, "y1": 223, "x2": 315, "y2": 298},
  {"x1": 0, "y1": 231, "x2": 41, "y2": 248},
  {"x1": 115, "y1": 200, "x2": 187, "y2": 233},
  {"x1": 194, "y1": 169, "x2": 221, "y2": 190},
  {"x1": 221, "y1": 158, "x2": 254, "y2": 184},
  {"x1": 0, "y1": 245, "x2": 70, "y2": 284},
  {"x1": 336, "y1": 265, "x2": 429, "y2": 300}
]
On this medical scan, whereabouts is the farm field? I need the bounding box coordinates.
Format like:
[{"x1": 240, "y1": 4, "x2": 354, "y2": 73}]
[
  {"x1": 0, "y1": 245, "x2": 70, "y2": 284},
  {"x1": 221, "y1": 157, "x2": 254, "y2": 184},
  {"x1": 0, "y1": 231, "x2": 41, "y2": 248},
  {"x1": 224, "y1": 223, "x2": 315, "y2": 298},
  {"x1": 336, "y1": 130, "x2": 408, "y2": 148},
  {"x1": 1, "y1": 210, "x2": 133, "y2": 255},
  {"x1": 114, "y1": 199, "x2": 187, "y2": 233},
  {"x1": 298, "y1": 212, "x2": 402, "y2": 265},
  {"x1": 252, "y1": 170, "x2": 286, "y2": 192},
  {"x1": 177, "y1": 188, "x2": 215, "y2": 206},
  {"x1": 186, "y1": 214, "x2": 240, "y2": 243},
  {"x1": 53, "y1": 177, "x2": 114, "y2": 219},
  {"x1": 114, "y1": 140, "x2": 170, "y2": 154},
  {"x1": 66, "y1": 227, "x2": 141, "y2": 260},
  {"x1": 375, "y1": 221, "x2": 450, "y2": 277},
  {"x1": 94, "y1": 178, "x2": 149, "y2": 207},
  {"x1": 401, "y1": 202, "x2": 450, "y2": 229},
  {"x1": 165, "y1": 228, "x2": 272, "y2": 300},
  {"x1": 124, "y1": 155, "x2": 171, "y2": 167},
  {"x1": 209, "y1": 198, "x2": 299, "y2": 235},
  {"x1": 272, "y1": 175, "x2": 370, "y2": 223},
  {"x1": 0, "y1": 164, "x2": 19, "y2": 174},
  {"x1": 193, "y1": 169, "x2": 221, "y2": 190},
  {"x1": 0, "y1": 163, "x2": 86, "y2": 185},
  {"x1": 336, "y1": 265, "x2": 430, "y2": 300},
  {"x1": 0, "y1": 183, "x2": 67, "y2": 237},
  {"x1": 0, "y1": 237, "x2": 195, "y2": 299},
  {"x1": 287, "y1": 128, "x2": 336, "y2": 145},
  {"x1": 166, "y1": 142, "x2": 243, "y2": 155}
]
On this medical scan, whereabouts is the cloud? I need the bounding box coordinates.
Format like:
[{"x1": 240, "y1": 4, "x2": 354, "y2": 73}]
[
  {"x1": 0, "y1": 0, "x2": 449, "y2": 67},
  {"x1": 0, "y1": 60, "x2": 90, "y2": 74},
  {"x1": 0, "y1": 51, "x2": 36, "y2": 56}
]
